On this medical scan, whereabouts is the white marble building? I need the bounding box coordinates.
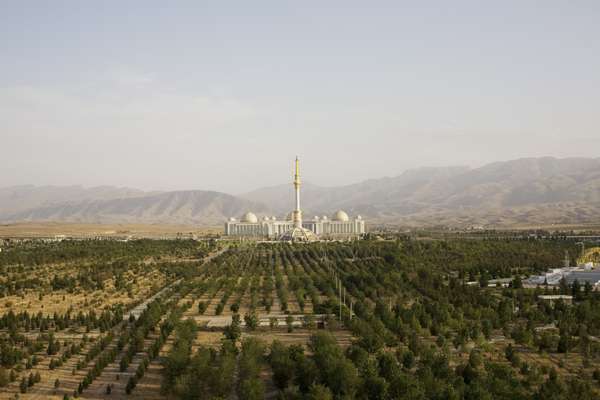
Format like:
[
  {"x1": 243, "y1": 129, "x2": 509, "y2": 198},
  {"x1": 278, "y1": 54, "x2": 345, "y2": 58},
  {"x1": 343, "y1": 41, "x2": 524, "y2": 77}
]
[{"x1": 224, "y1": 158, "x2": 365, "y2": 240}]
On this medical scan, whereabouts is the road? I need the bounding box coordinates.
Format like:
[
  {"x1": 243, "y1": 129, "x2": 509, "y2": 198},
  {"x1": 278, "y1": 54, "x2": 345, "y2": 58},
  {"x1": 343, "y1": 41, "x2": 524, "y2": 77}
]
[{"x1": 125, "y1": 245, "x2": 229, "y2": 320}]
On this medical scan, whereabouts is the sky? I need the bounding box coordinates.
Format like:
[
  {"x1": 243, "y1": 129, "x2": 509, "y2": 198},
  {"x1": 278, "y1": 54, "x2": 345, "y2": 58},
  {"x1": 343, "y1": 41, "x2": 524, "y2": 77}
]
[{"x1": 1, "y1": 1, "x2": 599, "y2": 194}]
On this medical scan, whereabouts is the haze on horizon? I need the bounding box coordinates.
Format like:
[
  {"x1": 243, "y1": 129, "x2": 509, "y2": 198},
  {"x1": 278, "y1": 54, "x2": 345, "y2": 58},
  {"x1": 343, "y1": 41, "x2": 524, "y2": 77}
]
[{"x1": 1, "y1": 1, "x2": 599, "y2": 194}]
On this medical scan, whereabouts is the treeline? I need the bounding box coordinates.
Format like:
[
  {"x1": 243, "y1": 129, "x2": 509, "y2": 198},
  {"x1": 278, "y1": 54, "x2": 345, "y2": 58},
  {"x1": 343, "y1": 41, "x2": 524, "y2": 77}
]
[
  {"x1": 0, "y1": 239, "x2": 210, "y2": 267},
  {"x1": 0, "y1": 305, "x2": 123, "y2": 334},
  {"x1": 273, "y1": 241, "x2": 598, "y2": 399}
]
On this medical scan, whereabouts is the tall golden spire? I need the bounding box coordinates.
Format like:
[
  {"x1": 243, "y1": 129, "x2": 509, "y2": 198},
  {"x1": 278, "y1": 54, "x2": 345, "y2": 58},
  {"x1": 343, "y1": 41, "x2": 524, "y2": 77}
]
[
  {"x1": 293, "y1": 156, "x2": 302, "y2": 227},
  {"x1": 294, "y1": 156, "x2": 300, "y2": 184}
]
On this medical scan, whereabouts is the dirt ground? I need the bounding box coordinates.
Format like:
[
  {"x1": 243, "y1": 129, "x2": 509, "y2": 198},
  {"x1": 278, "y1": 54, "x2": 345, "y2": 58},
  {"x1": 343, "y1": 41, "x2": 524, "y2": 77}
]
[{"x1": 0, "y1": 222, "x2": 221, "y2": 239}]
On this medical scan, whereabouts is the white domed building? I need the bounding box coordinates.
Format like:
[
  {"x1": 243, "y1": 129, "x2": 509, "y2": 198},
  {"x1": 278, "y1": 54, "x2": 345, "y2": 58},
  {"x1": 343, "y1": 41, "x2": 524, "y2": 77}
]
[
  {"x1": 242, "y1": 212, "x2": 258, "y2": 223},
  {"x1": 224, "y1": 158, "x2": 365, "y2": 240}
]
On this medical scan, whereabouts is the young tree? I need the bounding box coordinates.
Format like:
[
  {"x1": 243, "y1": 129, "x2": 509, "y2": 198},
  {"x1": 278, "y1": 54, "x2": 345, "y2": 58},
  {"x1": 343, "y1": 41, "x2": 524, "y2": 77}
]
[
  {"x1": 307, "y1": 384, "x2": 333, "y2": 400},
  {"x1": 239, "y1": 378, "x2": 264, "y2": 400},
  {"x1": 224, "y1": 315, "x2": 242, "y2": 341},
  {"x1": 512, "y1": 275, "x2": 523, "y2": 289},
  {"x1": 27, "y1": 373, "x2": 35, "y2": 387},
  {"x1": 536, "y1": 368, "x2": 566, "y2": 399},
  {"x1": 20, "y1": 377, "x2": 28, "y2": 393},
  {"x1": 269, "y1": 317, "x2": 278, "y2": 330},
  {"x1": 269, "y1": 341, "x2": 294, "y2": 390},
  {"x1": 401, "y1": 350, "x2": 415, "y2": 370},
  {"x1": 286, "y1": 315, "x2": 294, "y2": 333},
  {"x1": 303, "y1": 314, "x2": 316, "y2": 330},
  {"x1": 244, "y1": 312, "x2": 259, "y2": 331},
  {"x1": 0, "y1": 367, "x2": 8, "y2": 387},
  {"x1": 47, "y1": 333, "x2": 60, "y2": 355},
  {"x1": 557, "y1": 330, "x2": 570, "y2": 353}
]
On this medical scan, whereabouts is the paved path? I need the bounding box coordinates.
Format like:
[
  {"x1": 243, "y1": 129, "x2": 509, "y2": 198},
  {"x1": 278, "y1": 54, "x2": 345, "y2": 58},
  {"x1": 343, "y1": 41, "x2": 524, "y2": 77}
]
[
  {"x1": 125, "y1": 246, "x2": 229, "y2": 320},
  {"x1": 200, "y1": 313, "x2": 331, "y2": 328}
]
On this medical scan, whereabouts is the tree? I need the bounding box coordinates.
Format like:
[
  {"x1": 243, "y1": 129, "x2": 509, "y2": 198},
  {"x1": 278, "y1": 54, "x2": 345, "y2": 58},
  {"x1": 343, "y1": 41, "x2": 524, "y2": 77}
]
[
  {"x1": 125, "y1": 376, "x2": 136, "y2": 394},
  {"x1": 559, "y1": 278, "x2": 568, "y2": 294},
  {"x1": 557, "y1": 331, "x2": 570, "y2": 354},
  {"x1": 479, "y1": 272, "x2": 489, "y2": 288},
  {"x1": 378, "y1": 352, "x2": 400, "y2": 381},
  {"x1": 20, "y1": 377, "x2": 28, "y2": 393},
  {"x1": 469, "y1": 349, "x2": 483, "y2": 368},
  {"x1": 47, "y1": 333, "x2": 60, "y2": 355},
  {"x1": 401, "y1": 350, "x2": 415, "y2": 370},
  {"x1": 327, "y1": 358, "x2": 359, "y2": 398},
  {"x1": 269, "y1": 341, "x2": 294, "y2": 390},
  {"x1": 28, "y1": 373, "x2": 35, "y2": 387},
  {"x1": 224, "y1": 316, "x2": 242, "y2": 341},
  {"x1": 54, "y1": 378, "x2": 60, "y2": 389},
  {"x1": 244, "y1": 312, "x2": 258, "y2": 331},
  {"x1": 307, "y1": 384, "x2": 333, "y2": 400},
  {"x1": 0, "y1": 367, "x2": 8, "y2": 387},
  {"x1": 505, "y1": 344, "x2": 516, "y2": 363},
  {"x1": 296, "y1": 357, "x2": 319, "y2": 393},
  {"x1": 303, "y1": 314, "x2": 316, "y2": 330},
  {"x1": 269, "y1": 317, "x2": 278, "y2": 330},
  {"x1": 239, "y1": 377, "x2": 264, "y2": 400},
  {"x1": 535, "y1": 369, "x2": 566, "y2": 399},
  {"x1": 363, "y1": 374, "x2": 389, "y2": 400},
  {"x1": 512, "y1": 275, "x2": 523, "y2": 289},
  {"x1": 286, "y1": 315, "x2": 294, "y2": 333}
]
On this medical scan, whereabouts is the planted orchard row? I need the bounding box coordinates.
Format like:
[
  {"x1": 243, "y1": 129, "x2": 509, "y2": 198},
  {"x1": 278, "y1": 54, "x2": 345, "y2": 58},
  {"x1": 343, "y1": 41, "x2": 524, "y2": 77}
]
[{"x1": 125, "y1": 292, "x2": 195, "y2": 395}]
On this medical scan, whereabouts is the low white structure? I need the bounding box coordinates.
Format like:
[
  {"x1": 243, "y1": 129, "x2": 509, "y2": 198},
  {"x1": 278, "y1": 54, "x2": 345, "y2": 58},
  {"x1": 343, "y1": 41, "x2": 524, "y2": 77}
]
[
  {"x1": 225, "y1": 211, "x2": 365, "y2": 239},
  {"x1": 538, "y1": 295, "x2": 573, "y2": 305},
  {"x1": 225, "y1": 158, "x2": 365, "y2": 240}
]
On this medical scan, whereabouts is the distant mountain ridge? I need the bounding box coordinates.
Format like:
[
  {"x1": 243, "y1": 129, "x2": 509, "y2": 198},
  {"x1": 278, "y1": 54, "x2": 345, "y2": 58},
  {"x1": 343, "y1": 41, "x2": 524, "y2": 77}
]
[
  {"x1": 1, "y1": 190, "x2": 267, "y2": 226},
  {"x1": 2, "y1": 157, "x2": 600, "y2": 227},
  {"x1": 0, "y1": 185, "x2": 151, "y2": 217},
  {"x1": 242, "y1": 157, "x2": 600, "y2": 226}
]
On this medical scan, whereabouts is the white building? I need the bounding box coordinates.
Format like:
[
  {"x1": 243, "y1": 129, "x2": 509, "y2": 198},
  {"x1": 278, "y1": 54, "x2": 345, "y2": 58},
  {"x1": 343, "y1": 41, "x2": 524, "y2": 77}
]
[{"x1": 224, "y1": 158, "x2": 365, "y2": 241}]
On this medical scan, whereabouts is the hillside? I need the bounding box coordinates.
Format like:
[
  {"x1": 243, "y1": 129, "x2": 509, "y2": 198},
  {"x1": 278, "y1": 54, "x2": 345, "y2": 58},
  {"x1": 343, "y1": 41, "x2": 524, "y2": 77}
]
[
  {"x1": 2, "y1": 190, "x2": 268, "y2": 226},
  {"x1": 0, "y1": 185, "x2": 149, "y2": 218},
  {"x1": 243, "y1": 157, "x2": 600, "y2": 226},
  {"x1": 2, "y1": 157, "x2": 600, "y2": 228}
]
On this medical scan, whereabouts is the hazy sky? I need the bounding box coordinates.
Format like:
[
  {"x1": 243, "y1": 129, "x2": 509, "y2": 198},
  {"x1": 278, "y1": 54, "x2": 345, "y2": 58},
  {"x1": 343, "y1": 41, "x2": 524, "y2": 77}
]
[{"x1": 1, "y1": 1, "x2": 599, "y2": 193}]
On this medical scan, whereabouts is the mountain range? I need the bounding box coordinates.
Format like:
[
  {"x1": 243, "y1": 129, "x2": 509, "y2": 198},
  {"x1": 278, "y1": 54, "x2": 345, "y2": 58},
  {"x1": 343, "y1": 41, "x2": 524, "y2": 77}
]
[{"x1": 2, "y1": 157, "x2": 600, "y2": 228}]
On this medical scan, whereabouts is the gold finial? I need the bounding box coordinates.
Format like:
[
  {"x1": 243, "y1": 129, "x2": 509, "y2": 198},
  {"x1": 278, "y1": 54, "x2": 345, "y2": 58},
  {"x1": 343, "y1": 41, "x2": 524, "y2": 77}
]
[{"x1": 295, "y1": 156, "x2": 300, "y2": 177}]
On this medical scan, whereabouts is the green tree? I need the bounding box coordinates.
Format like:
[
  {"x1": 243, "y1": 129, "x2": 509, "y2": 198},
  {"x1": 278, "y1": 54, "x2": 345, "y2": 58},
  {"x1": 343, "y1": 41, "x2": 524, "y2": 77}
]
[
  {"x1": 19, "y1": 377, "x2": 28, "y2": 393},
  {"x1": 286, "y1": 315, "x2": 294, "y2": 333},
  {"x1": 512, "y1": 275, "x2": 523, "y2": 289},
  {"x1": 557, "y1": 331, "x2": 570, "y2": 353},
  {"x1": 269, "y1": 341, "x2": 294, "y2": 390},
  {"x1": 269, "y1": 317, "x2": 278, "y2": 330},
  {"x1": 303, "y1": 314, "x2": 316, "y2": 330},
  {"x1": 535, "y1": 369, "x2": 566, "y2": 399},
  {"x1": 402, "y1": 351, "x2": 415, "y2": 369},
  {"x1": 0, "y1": 367, "x2": 8, "y2": 387},
  {"x1": 224, "y1": 316, "x2": 242, "y2": 341},
  {"x1": 244, "y1": 312, "x2": 259, "y2": 331},
  {"x1": 239, "y1": 377, "x2": 264, "y2": 400},
  {"x1": 307, "y1": 384, "x2": 333, "y2": 400}
]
